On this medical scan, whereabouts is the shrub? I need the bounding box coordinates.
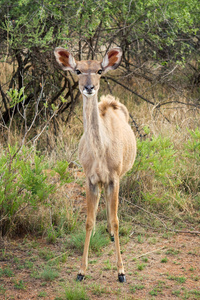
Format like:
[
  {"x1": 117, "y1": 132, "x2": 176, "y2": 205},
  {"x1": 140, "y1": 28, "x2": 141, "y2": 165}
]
[
  {"x1": 0, "y1": 144, "x2": 54, "y2": 235},
  {"x1": 121, "y1": 128, "x2": 200, "y2": 221}
]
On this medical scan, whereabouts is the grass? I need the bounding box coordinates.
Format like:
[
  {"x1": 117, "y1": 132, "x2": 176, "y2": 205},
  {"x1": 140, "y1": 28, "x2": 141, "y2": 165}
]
[
  {"x1": 165, "y1": 248, "x2": 180, "y2": 255},
  {"x1": 68, "y1": 226, "x2": 110, "y2": 254},
  {"x1": 40, "y1": 266, "x2": 59, "y2": 281},
  {"x1": 103, "y1": 259, "x2": 112, "y2": 270},
  {"x1": 38, "y1": 291, "x2": 47, "y2": 297},
  {"x1": 130, "y1": 284, "x2": 145, "y2": 293},
  {"x1": 64, "y1": 283, "x2": 89, "y2": 300},
  {"x1": 137, "y1": 263, "x2": 146, "y2": 271},
  {"x1": 167, "y1": 275, "x2": 186, "y2": 283},
  {"x1": 90, "y1": 283, "x2": 109, "y2": 296},
  {"x1": 14, "y1": 280, "x2": 26, "y2": 290},
  {"x1": 161, "y1": 257, "x2": 168, "y2": 263},
  {"x1": 0, "y1": 267, "x2": 14, "y2": 277}
]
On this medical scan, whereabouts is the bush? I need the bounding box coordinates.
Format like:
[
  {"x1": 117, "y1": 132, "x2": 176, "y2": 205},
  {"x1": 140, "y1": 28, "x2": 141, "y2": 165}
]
[
  {"x1": 0, "y1": 144, "x2": 55, "y2": 235},
  {"x1": 122, "y1": 128, "x2": 200, "y2": 220}
]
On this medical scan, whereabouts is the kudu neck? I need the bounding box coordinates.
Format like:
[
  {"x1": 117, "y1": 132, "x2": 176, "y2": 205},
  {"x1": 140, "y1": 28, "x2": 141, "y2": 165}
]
[{"x1": 82, "y1": 93, "x2": 104, "y2": 156}]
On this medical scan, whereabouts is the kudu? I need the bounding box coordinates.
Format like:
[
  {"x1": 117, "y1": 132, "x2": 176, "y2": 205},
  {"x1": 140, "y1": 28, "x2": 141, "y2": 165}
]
[{"x1": 54, "y1": 46, "x2": 136, "y2": 282}]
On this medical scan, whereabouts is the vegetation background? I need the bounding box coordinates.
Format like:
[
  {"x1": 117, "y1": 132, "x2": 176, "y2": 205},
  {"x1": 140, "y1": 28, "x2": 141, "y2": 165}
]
[{"x1": 0, "y1": 0, "x2": 199, "y2": 299}]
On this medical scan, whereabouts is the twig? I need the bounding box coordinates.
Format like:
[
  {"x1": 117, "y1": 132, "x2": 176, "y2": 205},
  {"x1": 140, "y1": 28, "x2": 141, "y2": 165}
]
[
  {"x1": 124, "y1": 198, "x2": 200, "y2": 235},
  {"x1": 102, "y1": 76, "x2": 155, "y2": 105},
  {"x1": 155, "y1": 100, "x2": 200, "y2": 109},
  {"x1": 134, "y1": 246, "x2": 166, "y2": 259},
  {"x1": 172, "y1": 229, "x2": 200, "y2": 235},
  {"x1": 123, "y1": 198, "x2": 169, "y2": 230},
  {"x1": 48, "y1": 251, "x2": 68, "y2": 262}
]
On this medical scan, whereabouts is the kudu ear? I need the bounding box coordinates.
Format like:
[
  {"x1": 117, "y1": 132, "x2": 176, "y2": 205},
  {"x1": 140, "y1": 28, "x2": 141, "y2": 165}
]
[
  {"x1": 54, "y1": 47, "x2": 76, "y2": 72},
  {"x1": 101, "y1": 47, "x2": 122, "y2": 73}
]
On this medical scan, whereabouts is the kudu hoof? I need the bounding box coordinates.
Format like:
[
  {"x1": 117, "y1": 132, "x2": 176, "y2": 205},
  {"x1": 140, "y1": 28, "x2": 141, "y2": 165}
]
[
  {"x1": 76, "y1": 274, "x2": 85, "y2": 282},
  {"x1": 118, "y1": 274, "x2": 126, "y2": 283},
  {"x1": 110, "y1": 234, "x2": 115, "y2": 242}
]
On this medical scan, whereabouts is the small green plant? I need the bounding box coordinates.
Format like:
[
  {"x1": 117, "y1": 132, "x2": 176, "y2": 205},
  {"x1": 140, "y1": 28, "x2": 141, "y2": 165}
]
[
  {"x1": 149, "y1": 288, "x2": 158, "y2": 296},
  {"x1": 53, "y1": 160, "x2": 71, "y2": 184},
  {"x1": 40, "y1": 266, "x2": 59, "y2": 281},
  {"x1": 14, "y1": 280, "x2": 26, "y2": 290},
  {"x1": 167, "y1": 275, "x2": 186, "y2": 283},
  {"x1": 7, "y1": 87, "x2": 26, "y2": 108},
  {"x1": 130, "y1": 284, "x2": 145, "y2": 293},
  {"x1": 137, "y1": 234, "x2": 144, "y2": 244},
  {"x1": 46, "y1": 228, "x2": 57, "y2": 244},
  {"x1": 161, "y1": 257, "x2": 168, "y2": 263},
  {"x1": 137, "y1": 263, "x2": 146, "y2": 271},
  {"x1": 0, "y1": 284, "x2": 6, "y2": 295},
  {"x1": 172, "y1": 290, "x2": 181, "y2": 296},
  {"x1": 119, "y1": 224, "x2": 132, "y2": 236},
  {"x1": 165, "y1": 248, "x2": 180, "y2": 255},
  {"x1": 191, "y1": 275, "x2": 199, "y2": 281},
  {"x1": 24, "y1": 260, "x2": 34, "y2": 269},
  {"x1": 64, "y1": 283, "x2": 89, "y2": 300},
  {"x1": 142, "y1": 257, "x2": 148, "y2": 263},
  {"x1": 90, "y1": 283, "x2": 108, "y2": 296},
  {"x1": 39, "y1": 248, "x2": 55, "y2": 261},
  {"x1": 103, "y1": 259, "x2": 112, "y2": 270},
  {"x1": 0, "y1": 267, "x2": 14, "y2": 277},
  {"x1": 38, "y1": 291, "x2": 47, "y2": 297}
]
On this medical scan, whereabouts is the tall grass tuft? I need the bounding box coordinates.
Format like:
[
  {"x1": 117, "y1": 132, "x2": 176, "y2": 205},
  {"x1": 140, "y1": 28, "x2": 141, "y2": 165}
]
[
  {"x1": 67, "y1": 226, "x2": 110, "y2": 254},
  {"x1": 64, "y1": 283, "x2": 89, "y2": 300}
]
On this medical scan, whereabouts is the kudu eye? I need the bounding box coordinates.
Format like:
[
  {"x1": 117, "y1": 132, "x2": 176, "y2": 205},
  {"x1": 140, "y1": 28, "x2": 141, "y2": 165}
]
[
  {"x1": 76, "y1": 69, "x2": 81, "y2": 75},
  {"x1": 97, "y1": 69, "x2": 103, "y2": 75}
]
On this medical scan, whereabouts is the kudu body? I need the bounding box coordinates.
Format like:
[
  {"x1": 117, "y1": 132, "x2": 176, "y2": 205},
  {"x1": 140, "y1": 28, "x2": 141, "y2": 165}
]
[{"x1": 54, "y1": 47, "x2": 136, "y2": 282}]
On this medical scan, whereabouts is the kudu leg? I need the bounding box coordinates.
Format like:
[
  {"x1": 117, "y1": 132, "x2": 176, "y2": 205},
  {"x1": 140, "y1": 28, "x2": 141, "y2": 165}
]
[
  {"x1": 77, "y1": 180, "x2": 100, "y2": 281},
  {"x1": 106, "y1": 179, "x2": 126, "y2": 283}
]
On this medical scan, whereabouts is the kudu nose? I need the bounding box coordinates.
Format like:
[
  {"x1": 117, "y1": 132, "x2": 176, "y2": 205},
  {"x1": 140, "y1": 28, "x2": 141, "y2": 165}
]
[{"x1": 84, "y1": 85, "x2": 94, "y2": 94}]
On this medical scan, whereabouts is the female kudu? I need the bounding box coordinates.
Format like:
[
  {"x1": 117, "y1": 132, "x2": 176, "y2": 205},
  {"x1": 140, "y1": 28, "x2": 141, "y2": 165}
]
[{"x1": 54, "y1": 46, "x2": 136, "y2": 282}]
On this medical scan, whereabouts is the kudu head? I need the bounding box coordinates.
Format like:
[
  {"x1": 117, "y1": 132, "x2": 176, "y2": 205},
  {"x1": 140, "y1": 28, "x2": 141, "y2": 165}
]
[{"x1": 54, "y1": 47, "x2": 122, "y2": 98}]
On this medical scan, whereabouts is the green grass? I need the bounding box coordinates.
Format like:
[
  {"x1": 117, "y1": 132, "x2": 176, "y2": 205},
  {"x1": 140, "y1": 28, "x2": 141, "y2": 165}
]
[
  {"x1": 141, "y1": 257, "x2": 148, "y2": 263},
  {"x1": 172, "y1": 290, "x2": 181, "y2": 296},
  {"x1": 149, "y1": 288, "x2": 158, "y2": 296},
  {"x1": 167, "y1": 275, "x2": 186, "y2": 283},
  {"x1": 165, "y1": 248, "x2": 180, "y2": 255},
  {"x1": 0, "y1": 267, "x2": 14, "y2": 277},
  {"x1": 130, "y1": 284, "x2": 145, "y2": 293},
  {"x1": 40, "y1": 266, "x2": 59, "y2": 281},
  {"x1": 14, "y1": 280, "x2": 26, "y2": 290},
  {"x1": 137, "y1": 263, "x2": 146, "y2": 271},
  {"x1": 68, "y1": 226, "x2": 110, "y2": 254},
  {"x1": 161, "y1": 257, "x2": 168, "y2": 263},
  {"x1": 103, "y1": 259, "x2": 112, "y2": 270},
  {"x1": 38, "y1": 291, "x2": 47, "y2": 297},
  {"x1": 64, "y1": 283, "x2": 89, "y2": 300},
  {"x1": 90, "y1": 283, "x2": 109, "y2": 296},
  {"x1": 39, "y1": 248, "x2": 55, "y2": 261},
  {"x1": 0, "y1": 284, "x2": 6, "y2": 295}
]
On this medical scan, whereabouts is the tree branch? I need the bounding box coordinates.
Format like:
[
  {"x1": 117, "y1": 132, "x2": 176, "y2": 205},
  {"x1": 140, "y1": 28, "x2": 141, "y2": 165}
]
[{"x1": 102, "y1": 76, "x2": 155, "y2": 105}]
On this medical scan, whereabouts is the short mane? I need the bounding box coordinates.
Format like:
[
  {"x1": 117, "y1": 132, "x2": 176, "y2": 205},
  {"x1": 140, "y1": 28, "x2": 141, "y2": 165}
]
[{"x1": 99, "y1": 95, "x2": 129, "y2": 121}]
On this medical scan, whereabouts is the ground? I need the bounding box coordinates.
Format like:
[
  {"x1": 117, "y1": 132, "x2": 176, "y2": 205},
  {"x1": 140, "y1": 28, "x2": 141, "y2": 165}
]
[
  {"x1": 0, "y1": 171, "x2": 199, "y2": 299},
  {"x1": 0, "y1": 230, "x2": 199, "y2": 300}
]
